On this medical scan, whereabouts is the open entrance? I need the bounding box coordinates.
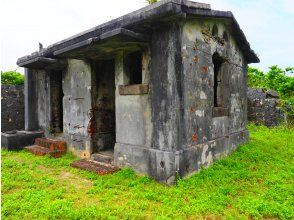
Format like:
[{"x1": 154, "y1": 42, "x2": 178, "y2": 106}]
[
  {"x1": 92, "y1": 59, "x2": 116, "y2": 155},
  {"x1": 50, "y1": 71, "x2": 64, "y2": 133}
]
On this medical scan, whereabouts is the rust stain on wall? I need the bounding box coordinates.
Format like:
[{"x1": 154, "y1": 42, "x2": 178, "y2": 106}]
[
  {"x1": 201, "y1": 66, "x2": 207, "y2": 74},
  {"x1": 193, "y1": 55, "x2": 198, "y2": 64},
  {"x1": 87, "y1": 108, "x2": 97, "y2": 138},
  {"x1": 192, "y1": 133, "x2": 198, "y2": 142}
]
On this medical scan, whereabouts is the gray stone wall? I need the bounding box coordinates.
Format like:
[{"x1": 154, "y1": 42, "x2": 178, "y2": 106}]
[
  {"x1": 1, "y1": 85, "x2": 24, "y2": 132},
  {"x1": 247, "y1": 88, "x2": 284, "y2": 126}
]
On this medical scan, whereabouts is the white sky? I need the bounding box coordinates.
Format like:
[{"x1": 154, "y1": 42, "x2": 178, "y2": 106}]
[{"x1": 0, "y1": 0, "x2": 293, "y2": 73}]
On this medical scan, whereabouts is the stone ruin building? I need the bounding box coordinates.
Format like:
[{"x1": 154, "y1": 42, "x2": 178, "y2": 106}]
[{"x1": 14, "y1": 0, "x2": 259, "y2": 183}]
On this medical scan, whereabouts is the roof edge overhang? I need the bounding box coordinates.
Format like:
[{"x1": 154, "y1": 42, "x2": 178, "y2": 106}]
[
  {"x1": 17, "y1": 57, "x2": 67, "y2": 69},
  {"x1": 17, "y1": 0, "x2": 259, "y2": 67},
  {"x1": 53, "y1": 28, "x2": 148, "y2": 57},
  {"x1": 183, "y1": 8, "x2": 259, "y2": 63}
]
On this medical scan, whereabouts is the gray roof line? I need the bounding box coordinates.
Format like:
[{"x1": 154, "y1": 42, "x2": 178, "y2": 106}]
[
  {"x1": 47, "y1": 0, "x2": 209, "y2": 49},
  {"x1": 17, "y1": 0, "x2": 259, "y2": 65}
]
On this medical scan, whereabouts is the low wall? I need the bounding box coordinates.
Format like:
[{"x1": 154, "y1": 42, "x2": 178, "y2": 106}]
[
  {"x1": 1, "y1": 85, "x2": 24, "y2": 132},
  {"x1": 247, "y1": 88, "x2": 284, "y2": 126}
]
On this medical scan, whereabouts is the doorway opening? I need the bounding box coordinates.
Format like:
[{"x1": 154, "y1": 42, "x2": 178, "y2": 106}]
[
  {"x1": 92, "y1": 59, "x2": 116, "y2": 154},
  {"x1": 50, "y1": 71, "x2": 64, "y2": 134}
]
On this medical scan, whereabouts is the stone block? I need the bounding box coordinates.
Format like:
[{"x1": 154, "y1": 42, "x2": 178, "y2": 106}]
[{"x1": 1, "y1": 130, "x2": 44, "y2": 150}]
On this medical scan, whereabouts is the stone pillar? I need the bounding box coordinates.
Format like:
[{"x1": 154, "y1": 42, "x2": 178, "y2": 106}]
[
  {"x1": 24, "y1": 68, "x2": 38, "y2": 130},
  {"x1": 114, "y1": 52, "x2": 128, "y2": 86}
]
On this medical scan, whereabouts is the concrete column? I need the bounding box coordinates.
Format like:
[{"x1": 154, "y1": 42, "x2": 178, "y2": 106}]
[
  {"x1": 115, "y1": 52, "x2": 129, "y2": 86},
  {"x1": 24, "y1": 68, "x2": 38, "y2": 130}
]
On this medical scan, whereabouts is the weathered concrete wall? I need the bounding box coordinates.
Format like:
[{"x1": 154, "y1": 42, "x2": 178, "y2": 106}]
[
  {"x1": 114, "y1": 51, "x2": 152, "y2": 147},
  {"x1": 115, "y1": 49, "x2": 152, "y2": 167},
  {"x1": 62, "y1": 59, "x2": 92, "y2": 158},
  {"x1": 150, "y1": 23, "x2": 183, "y2": 151},
  {"x1": 179, "y1": 18, "x2": 248, "y2": 177},
  {"x1": 114, "y1": 23, "x2": 182, "y2": 183},
  {"x1": 114, "y1": 49, "x2": 153, "y2": 174},
  {"x1": 116, "y1": 18, "x2": 250, "y2": 184},
  {"x1": 1, "y1": 85, "x2": 24, "y2": 131},
  {"x1": 247, "y1": 88, "x2": 284, "y2": 126},
  {"x1": 148, "y1": 23, "x2": 183, "y2": 183}
]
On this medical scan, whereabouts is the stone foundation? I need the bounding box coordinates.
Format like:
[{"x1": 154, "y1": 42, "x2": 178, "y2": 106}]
[{"x1": 114, "y1": 129, "x2": 248, "y2": 184}]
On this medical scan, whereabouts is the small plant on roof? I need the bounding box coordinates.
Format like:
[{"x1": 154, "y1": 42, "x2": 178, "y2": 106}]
[{"x1": 147, "y1": 0, "x2": 159, "y2": 5}]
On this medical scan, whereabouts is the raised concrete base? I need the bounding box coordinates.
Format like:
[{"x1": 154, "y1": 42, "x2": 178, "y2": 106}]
[
  {"x1": 1, "y1": 130, "x2": 44, "y2": 150},
  {"x1": 114, "y1": 130, "x2": 249, "y2": 184}
]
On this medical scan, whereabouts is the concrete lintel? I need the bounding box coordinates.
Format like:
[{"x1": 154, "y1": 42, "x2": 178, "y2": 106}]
[{"x1": 98, "y1": 28, "x2": 148, "y2": 42}]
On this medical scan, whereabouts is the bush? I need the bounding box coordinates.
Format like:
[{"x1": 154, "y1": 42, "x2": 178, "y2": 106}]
[{"x1": 1, "y1": 71, "x2": 24, "y2": 85}]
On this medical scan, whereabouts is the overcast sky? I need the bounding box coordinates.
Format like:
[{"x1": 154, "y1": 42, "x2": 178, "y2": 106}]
[{"x1": 0, "y1": 0, "x2": 293, "y2": 73}]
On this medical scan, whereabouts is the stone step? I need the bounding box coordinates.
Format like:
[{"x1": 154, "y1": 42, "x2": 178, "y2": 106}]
[
  {"x1": 35, "y1": 138, "x2": 66, "y2": 151},
  {"x1": 24, "y1": 145, "x2": 66, "y2": 158},
  {"x1": 70, "y1": 159, "x2": 119, "y2": 175},
  {"x1": 91, "y1": 151, "x2": 114, "y2": 164}
]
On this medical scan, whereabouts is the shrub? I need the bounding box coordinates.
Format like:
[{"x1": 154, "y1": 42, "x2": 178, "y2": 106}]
[{"x1": 1, "y1": 71, "x2": 24, "y2": 85}]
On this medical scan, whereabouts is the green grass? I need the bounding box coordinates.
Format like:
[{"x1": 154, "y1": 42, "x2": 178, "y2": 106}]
[{"x1": 2, "y1": 125, "x2": 294, "y2": 219}]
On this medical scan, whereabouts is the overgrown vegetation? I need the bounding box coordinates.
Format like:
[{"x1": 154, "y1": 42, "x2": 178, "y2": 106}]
[
  {"x1": 248, "y1": 65, "x2": 294, "y2": 124},
  {"x1": 1, "y1": 70, "x2": 24, "y2": 85},
  {"x1": 2, "y1": 125, "x2": 293, "y2": 219}
]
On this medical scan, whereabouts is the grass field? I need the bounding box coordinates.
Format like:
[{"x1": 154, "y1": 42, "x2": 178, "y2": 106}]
[{"x1": 1, "y1": 125, "x2": 294, "y2": 219}]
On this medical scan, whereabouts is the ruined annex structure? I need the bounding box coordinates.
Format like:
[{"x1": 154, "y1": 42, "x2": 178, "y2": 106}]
[{"x1": 16, "y1": 0, "x2": 259, "y2": 183}]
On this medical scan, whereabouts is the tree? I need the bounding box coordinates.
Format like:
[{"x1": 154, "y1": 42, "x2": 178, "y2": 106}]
[{"x1": 1, "y1": 70, "x2": 24, "y2": 85}]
